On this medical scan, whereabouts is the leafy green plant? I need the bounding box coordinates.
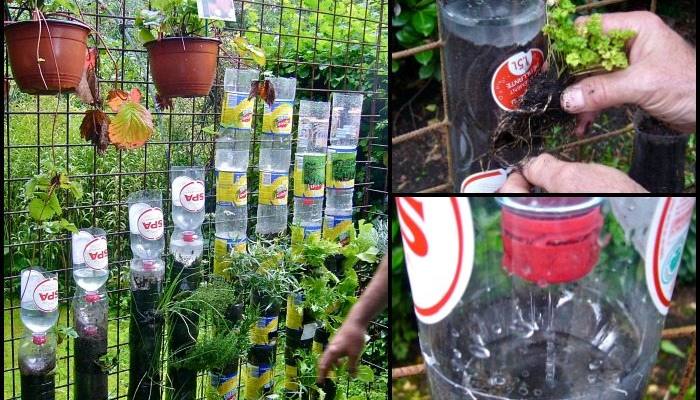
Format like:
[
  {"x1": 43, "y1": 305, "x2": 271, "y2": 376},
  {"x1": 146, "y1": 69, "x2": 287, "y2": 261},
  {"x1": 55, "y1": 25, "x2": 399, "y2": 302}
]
[
  {"x1": 392, "y1": 0, "x2": 440, "y2": 80},
  {"x1": 23, "y1": 162, "x2": 82, "y2": 234},
  {"x1": 543, "y1": 0, "x2": 636, "y2": 74},
  {"x1": 134, "y1": 0, "x2": 221, "y2": 42}
]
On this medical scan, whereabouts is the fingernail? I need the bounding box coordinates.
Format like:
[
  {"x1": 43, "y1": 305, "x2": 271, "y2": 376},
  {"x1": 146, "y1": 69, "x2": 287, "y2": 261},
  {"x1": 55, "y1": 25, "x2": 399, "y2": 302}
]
[{"x1": 561, "y1": 86, "x2": 584, "y2": 113}]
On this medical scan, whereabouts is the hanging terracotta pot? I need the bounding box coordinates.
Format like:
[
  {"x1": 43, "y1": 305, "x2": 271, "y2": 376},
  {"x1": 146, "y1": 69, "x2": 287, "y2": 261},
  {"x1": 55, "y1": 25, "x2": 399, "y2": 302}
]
[
  {"x1": 4, "y1": 19, "x2": 90, "y2": 95},
  {"x1": 145, "y1": 37, "x2": 220, "y2": 98}
]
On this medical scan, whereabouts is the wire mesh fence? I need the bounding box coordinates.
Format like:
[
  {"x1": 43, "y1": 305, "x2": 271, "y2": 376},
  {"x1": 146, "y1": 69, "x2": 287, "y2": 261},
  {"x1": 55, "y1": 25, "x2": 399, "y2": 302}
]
[{"x1": 3, "y1": 0, "x2": 388, "y2": 398}]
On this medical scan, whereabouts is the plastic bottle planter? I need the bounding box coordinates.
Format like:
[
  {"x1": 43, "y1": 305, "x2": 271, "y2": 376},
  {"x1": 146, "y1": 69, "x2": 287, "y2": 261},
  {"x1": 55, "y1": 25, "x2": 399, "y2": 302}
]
[
  {"x1": 4, "y1": 19, "x2": 91, "y2": 94},
  {"x1": 144, "y1": 37, "x2": 221, "y2": 98},
  {"x1": 20, "y1": 268, "x2": 59, "y2": 400},
  {"x1": 72, "y1": 227, "x2": 109, "y2": 293},
  {"x1": 292, "y1": 100, "x2": 331, "y2": 240},
  {"x1": 311, "y1": 327, "x2": 336, "y2": 400},
  {"x1": 73, "y1": 287, "x2": 108, "y2": 400},
  {"x1": 128, "y1": 190, "x2": 165, "y2": 260},
  {"x1": 256, "y1": 77, "x2": 297, "y2": 236},
  {"x1": 396, "y1": 197, "x2": 696, "y2": 400},
  {"x1": 171, "y1": 166, "x2": 206, "y2": 230},
  {"x1": 329, "y1": 93, "x2": 363, "y2": 148},
  {"x1": 283, "y1": 292, "x2": 317, "y2": 397},
  {"x1": 245, "y1": 345, "x2": 276, "y2": 400},
  {"x1": 19, "y1": 330, "x2": 57, "y2": 400},
  {"x1": 210, "y1": 303, "x2": 244, "y2": 400},
  {"x1": 128, "y1": 258, "x2": 165, "y2": 400},
  {"x1": 629, "y1": 111, "x2": 689, "y2": 193},
  {"x1": 167, "y1": 228, "x2": 203, "y2": 400}
]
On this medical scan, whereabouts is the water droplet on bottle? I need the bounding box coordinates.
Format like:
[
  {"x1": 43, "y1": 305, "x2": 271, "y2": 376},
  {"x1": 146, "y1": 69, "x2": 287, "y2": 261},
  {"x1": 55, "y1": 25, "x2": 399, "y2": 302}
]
[
  {"x1": 451, "y1": 328, "x2": 460, "y2": 338},
  {"x1": 489, "y1": 373, "x2": 506, "y2": 386},
  {"x1": 588, "y1": 358, "x2": 603, "y2": 370},
  {"x1": 486, "y1": 286, "x2": 492, "y2": 293},
  {"x1": 587, "y1": 374, "x2": 597, "y2": 383},
  {"x1": 533, "y1": 389, "x2": 542, "y2": 397},
  {"x1": 492, "y1": 324, "x2": 502, "y2": 335},
  {"x1": 521, "y1": 370, "x2": 530, "y2": 378},
  {"x1": 453, "y1": 348, "x2": 462, "y2": 359},
  {"x1": 450, "y1": 357, "x2": 463, "y2": 372},
  {"x1": 519, "y1": 387, "x2": 529, "y2": 396},
  {"x1": 468, "y1": 344, "x2": 491, "y2": 359}
]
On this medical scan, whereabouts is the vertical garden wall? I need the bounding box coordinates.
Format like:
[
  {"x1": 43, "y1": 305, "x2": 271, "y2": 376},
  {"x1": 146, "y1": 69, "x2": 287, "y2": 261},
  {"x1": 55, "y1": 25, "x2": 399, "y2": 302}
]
[{"x1": 3, "y1": 0, "x2": 388, "y2": 398}]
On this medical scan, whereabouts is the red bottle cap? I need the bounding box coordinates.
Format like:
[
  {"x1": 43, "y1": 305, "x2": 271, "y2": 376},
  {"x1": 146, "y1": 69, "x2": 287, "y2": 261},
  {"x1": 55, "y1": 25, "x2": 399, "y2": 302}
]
[
  {"x1": 32, "y1": 333, "x2": 47, "y2": 345},
  {"x1": 84, "y1": 292, "x2": 101, "y2": 303},
  {"x1": 501, "y1": 206, "x2": 603, "y2": 284},
  {"x1": 143, "y1": 260, "x2": 156, "y2": 271},
  {"x1": 182, "y1": 231, "x2": 196, "y2": 242}
]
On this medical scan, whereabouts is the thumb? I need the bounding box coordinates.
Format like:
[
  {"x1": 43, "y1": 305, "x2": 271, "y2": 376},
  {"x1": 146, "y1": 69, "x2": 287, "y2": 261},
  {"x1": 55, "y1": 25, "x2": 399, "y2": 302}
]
[{"x1": 560, "y1": 67, "x2": 639, "y2": 114}]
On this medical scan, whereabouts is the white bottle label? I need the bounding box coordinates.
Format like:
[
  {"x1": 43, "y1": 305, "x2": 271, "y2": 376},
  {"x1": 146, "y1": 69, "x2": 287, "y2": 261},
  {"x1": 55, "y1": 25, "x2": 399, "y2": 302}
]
[
  {"x1": 396, "y1": 197, "x2": 474, "y2": 324},
  {"x1": 83, "y1": 237, "x2": 108, "y2": 270},
  {"x1": 179, "y1": 180, "x2": 206, "y2": 212},
  {"x1": 645, "y1": 197, "x2": 695, "y2": 315},
  {"x1": 461, "y1": 168, "x2": 512, "y2": 193},
  {"x1": 137, "y1": 208, "x2": 164, "y2": 240},
  {"x1": 33, "y1": 278, "x2": 59, "y2": 312}
]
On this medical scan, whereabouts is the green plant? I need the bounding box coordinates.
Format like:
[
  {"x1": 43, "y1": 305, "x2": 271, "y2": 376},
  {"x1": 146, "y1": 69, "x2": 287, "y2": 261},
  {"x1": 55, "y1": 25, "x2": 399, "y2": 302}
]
[
  {"x1": 543, "y1": 0, "x2": 636, "y2": 74},
  {"x1": 134, "y1": 0, "x2": 221, "y2": 42},
  {"x1": 392, "y1": 0, "x2": 440, "y2": 80},
  {"x1": 7, "y1": 0, "x2": 79, "y2": 20},
  {"x1": 23, "y1": 161, "x2": 82, "y2": 235}
]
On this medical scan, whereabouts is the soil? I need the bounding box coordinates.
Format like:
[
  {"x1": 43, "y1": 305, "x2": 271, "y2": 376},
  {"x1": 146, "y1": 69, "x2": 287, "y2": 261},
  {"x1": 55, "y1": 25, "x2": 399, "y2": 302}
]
[
  {"x1": 20, "y1": 350, "x2": 57, "y2": 399},
  {"x1": 128, "y1": 282, "x2": 164, "y2": 400},
  {"x1": 74, "y1": 325, "x2": 108, "y2": 400}
]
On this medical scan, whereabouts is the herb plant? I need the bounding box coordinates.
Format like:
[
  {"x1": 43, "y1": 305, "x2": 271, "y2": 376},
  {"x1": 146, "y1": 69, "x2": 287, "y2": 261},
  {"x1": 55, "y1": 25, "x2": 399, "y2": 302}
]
[{"x1": 543, "y1": 0, "x2": 636, "y2": 74}]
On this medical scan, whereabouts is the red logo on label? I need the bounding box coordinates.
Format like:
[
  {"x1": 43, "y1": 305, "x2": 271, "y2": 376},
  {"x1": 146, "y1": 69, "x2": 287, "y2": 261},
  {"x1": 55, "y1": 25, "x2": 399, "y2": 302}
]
[
  {"x1": 240, "y1": 110, "x2": 253, "y2": 122},
  {"x1": 276, "y1": 116, "x2": 290, "y2": 129},
  {"x1": 238, "y1": 188, "x2": 248, "y2": 200},
  {"x1": 142, "y1": 219, "x2": 163, "y2": 230},
  {"x1": 184, "y1": 193, "x2": 205, "y2": 202},
  {"x1": 396, "y1": 197, "x2": 428, "y2": 257},
  {"x1": 89, "y1": 250, "x2": 108, "y2": 260},
  {"x1": 308, "y1": 184, "x2": 323, "y2": 191},
  {"x1": 39, "y1": 291, "x2": 57, "y2": 301},
  {"x1": 491, "y1": 49, "x2": 544, "y2": 111},
  {"x1": 275, "y1": 189, "x2": 288, "y2": 199}
]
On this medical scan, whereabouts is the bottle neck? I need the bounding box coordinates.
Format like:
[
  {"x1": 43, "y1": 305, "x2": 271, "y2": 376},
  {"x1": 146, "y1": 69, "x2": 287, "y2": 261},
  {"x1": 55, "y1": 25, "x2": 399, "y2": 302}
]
[{"x1": 32, "y1": 332, "x2": 47, "y2": 345}]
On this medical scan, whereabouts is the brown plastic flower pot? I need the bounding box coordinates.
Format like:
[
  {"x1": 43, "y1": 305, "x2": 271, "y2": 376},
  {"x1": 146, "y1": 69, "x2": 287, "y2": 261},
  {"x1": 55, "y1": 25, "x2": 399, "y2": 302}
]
[
  {"x1": 144, "y1": 37, "x2": 220, "y2": 98},
  {"x1": 4, "y1": 19, "x2": 90, "y2": 95}
]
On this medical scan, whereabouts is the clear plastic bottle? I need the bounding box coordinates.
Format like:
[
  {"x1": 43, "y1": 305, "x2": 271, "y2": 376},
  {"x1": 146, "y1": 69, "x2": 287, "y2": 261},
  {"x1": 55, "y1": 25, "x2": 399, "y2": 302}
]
[
  {"x1": 329, "y1": 93, "x2": 363, "y2": 148},
  {"x1": 73, "y1": 286, "x2": 108, "y2": 400},
  {"x1": 396, "y1": 197, "x2": 696, "y2": 400},
  {"x1": 170, "y1": 228, "x2": 204, "y2": 267},
  {"x1": 256, "y1": 77, "x2": 296, "y2": 236},
  {"x1": 322, "y1": 207, "x2": 354, "y2": 245},
  {"x1": 19, "y1": 329, "x2": 57, "y2": 399},
  {"x1": 171, "y1": 166, "x2": 206, "y2": 230},
  {"x1": 216, "y1": 128, "x2": 252, "y2": 172},
  {"x1": 72, "y1": 228, "x2": 109, "y2": 293},
  {"x1": 293, "y1": 100, "x2": 330, "y2": 239},
  {"x1": 127, "y1": 190, "x2": 165, "y2": 260},
  {"x1": 215, "y1": 203, "x2": 247, "y2": 238},
  {"x1": 20, "y1": 268, "x2": 59, "y2": 335}
]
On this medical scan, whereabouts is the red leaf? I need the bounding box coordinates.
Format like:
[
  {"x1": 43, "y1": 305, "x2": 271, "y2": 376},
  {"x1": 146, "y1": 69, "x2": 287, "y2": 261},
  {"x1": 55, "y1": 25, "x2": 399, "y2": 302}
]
[
  {"x1": 107, "y1": 89, "x2": 129, "y2": 112},
  {"x1": 79, "y1": 110, "x2": 111, "y2": 154},
  {"x1": 75, "y1": 48, "x2": 101, "y2": 106},
  {"x1": 129, "y1": 87, "x2": 142, "y2": 104}
]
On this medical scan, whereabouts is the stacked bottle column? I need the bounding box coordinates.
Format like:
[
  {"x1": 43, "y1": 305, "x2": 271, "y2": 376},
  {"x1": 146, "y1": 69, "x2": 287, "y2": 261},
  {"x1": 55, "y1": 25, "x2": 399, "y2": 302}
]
[
  {"x1": 256, "y1": 77, "x2": 297, "y2": 236},
  {"x1": 215, "y1": 68, "x2": 257, "y2": 275},
  {"x1": 168, "y1": 166, "x2": 206, "y2": 400},
  {"x1": 126, "y1": 190, "x2": 166, "y2": 400},
  {"x1": 323, "y1": 93, "x2": 363, "y2": 244},
  {"x1": 19, "y1": 268, "x2": 60, "y2": 399}
]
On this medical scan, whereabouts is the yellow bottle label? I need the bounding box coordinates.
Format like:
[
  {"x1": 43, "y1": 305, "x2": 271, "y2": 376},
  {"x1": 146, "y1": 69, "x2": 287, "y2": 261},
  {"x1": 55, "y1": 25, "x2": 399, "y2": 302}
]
[
  {"x1": 221, "y1": 93, "x2": 254, "y2": 129},
  {"x1": 323, "y1": 214, "x2": 353, "y2": 245},
  {"x1": 294, "y1": 154, "x2": 326, "y2": 197},
  {"x1": 216, "y1": 171, "x2": 248, "y2": 206},
  {"x1": 262, "y1": 100, "x2": 294, "y2": 134},
  {"x1": 251, "y1": 316, "x2": 278, "y2": 345},
  {"x1": 244, "y1": 364, "x2": 273, "y2": 398},
  {"x1": 312, "y1": 340, "x2": 323, "y2": 356},
  {"x1": 284, "y1": 364, "x2": 299, "y2": 391},
  {"x1": 210, "y1": 371, "x2": 239, "y2": 398},
  {"x1": 259, "y1": 171, "x2": 288, "y2": 206},
  {"x1": 326, "y1": 147, "x2": 357, "y2": 189},
  {"x1": 213, "y1": 236, "x2": 246, "y2": 277},
  {"x1": 285, "y1": 293, "x2": 304, "y2": 330}
]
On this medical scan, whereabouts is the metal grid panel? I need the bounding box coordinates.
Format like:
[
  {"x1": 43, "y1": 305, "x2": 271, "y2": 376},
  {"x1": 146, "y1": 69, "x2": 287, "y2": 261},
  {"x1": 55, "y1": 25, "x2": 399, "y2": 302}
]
[{"x1": 3, "y1": 0, "x2": 388, "y2": 398}]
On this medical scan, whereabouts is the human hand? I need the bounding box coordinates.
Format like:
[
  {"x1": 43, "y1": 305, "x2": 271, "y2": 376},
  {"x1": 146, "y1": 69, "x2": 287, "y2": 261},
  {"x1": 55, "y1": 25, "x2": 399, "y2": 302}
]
[
  {"x1": 317, "y1": 318, "x2": 367, "y2": 382},
  {"x1": 560, "y1": 11, "x2": 696, "y2": 135},
  {"x1": 499, "y1": 153, "x2": 648, "y2": 193}
]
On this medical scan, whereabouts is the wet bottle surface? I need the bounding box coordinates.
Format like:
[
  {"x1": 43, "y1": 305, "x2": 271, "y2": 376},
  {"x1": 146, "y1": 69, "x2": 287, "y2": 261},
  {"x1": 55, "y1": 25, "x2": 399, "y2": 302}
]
[
  {"x1": 439, "y1": 0, "x2": 546, "y2": 190},
  {"x1": 397, "y1": 197, "x2": 695, "y2": 400}
]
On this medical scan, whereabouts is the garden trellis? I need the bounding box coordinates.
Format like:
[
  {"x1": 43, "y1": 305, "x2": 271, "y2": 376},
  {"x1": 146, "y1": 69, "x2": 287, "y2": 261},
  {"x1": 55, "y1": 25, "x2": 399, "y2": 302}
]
[{"x1": 3, "y1": 0, "x2": 388, "y2": 398}]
